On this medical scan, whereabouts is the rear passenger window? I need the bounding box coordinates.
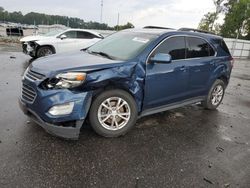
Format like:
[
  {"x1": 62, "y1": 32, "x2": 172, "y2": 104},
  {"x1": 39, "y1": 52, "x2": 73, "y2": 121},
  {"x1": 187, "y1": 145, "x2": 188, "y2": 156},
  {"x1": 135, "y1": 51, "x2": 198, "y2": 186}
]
[
  {"x1": 152, "y1": 37, "x2": 186, "y2": 60},
  {"x1": 187, "y1": 37, "x2": 215, "y2": 58}
]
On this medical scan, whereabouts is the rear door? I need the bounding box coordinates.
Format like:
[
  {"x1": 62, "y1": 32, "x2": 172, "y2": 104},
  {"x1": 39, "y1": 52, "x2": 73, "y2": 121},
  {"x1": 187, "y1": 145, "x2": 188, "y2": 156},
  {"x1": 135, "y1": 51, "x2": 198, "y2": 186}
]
[
  {"x1": 144, "y1": 36, "x2": 190, "y2": 109},
  {"x1": 185, "y1": 36, "x2": 216, "y2": 96}
]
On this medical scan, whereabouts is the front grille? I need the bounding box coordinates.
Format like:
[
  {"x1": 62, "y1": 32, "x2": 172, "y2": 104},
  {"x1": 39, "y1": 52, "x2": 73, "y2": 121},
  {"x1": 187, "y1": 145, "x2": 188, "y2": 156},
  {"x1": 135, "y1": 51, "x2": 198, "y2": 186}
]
[
  {"x1": 25, "y1": 69, "x2": 45, "y2": 81},
  {"x1": 21, "y1": 84, "x2": 37, "y2": 103},
  {"x1": 22, "y1": 43, "x2": 27, "y2": 53}
]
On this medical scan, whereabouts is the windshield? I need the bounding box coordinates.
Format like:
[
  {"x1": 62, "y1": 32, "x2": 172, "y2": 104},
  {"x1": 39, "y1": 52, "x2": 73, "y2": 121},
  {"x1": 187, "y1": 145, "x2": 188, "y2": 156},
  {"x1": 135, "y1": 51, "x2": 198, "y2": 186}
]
[
  {"x1": 87, "y1": 31, "x2": 157, "y2": 60},
  {"x1": 43, "y1": 29, "x2": 65, "y2": 37}
]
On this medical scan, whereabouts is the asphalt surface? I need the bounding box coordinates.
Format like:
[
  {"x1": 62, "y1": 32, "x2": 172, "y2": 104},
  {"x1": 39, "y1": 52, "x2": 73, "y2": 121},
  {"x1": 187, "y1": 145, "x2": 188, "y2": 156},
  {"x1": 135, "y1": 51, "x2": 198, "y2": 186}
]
[{"x1": 0, "y1": 46, "x2": 250, "y2": 188}]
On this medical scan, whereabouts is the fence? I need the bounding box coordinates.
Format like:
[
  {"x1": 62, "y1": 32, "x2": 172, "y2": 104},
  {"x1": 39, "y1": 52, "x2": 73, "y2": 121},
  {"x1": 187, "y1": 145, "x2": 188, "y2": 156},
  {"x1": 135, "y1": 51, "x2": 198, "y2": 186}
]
[{"x1": 224, "y1": 38, "x2": 250, "y2": 59}]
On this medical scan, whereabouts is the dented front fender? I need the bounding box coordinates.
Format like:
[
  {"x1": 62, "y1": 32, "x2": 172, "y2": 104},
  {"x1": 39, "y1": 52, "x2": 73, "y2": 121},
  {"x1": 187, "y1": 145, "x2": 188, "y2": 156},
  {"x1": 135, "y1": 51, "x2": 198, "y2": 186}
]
[{"x1": 83, "y1": 61, "x2": 146, "y2": 112}]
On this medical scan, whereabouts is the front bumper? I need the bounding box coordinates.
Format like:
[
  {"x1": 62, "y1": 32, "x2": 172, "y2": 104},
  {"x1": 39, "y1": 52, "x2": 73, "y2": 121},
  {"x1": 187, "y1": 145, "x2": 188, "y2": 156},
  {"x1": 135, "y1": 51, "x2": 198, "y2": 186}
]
[
  {"x1": 20, "y1": 77, "x2": 93, "y2": 139},
  {"x1": 19, "y1": 99, "x2": 83, "y2": 139},
  {"x1": 22, "y1": 42, "x2": 36, "y2": 56}
]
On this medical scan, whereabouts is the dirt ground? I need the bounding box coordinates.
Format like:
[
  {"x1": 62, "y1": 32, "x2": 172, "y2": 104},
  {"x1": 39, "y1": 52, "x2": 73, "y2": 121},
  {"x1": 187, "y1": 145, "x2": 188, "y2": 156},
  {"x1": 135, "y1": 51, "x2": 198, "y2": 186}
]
[{"x1": 0, "y1": 44, "x2": 250, "y2": 188}]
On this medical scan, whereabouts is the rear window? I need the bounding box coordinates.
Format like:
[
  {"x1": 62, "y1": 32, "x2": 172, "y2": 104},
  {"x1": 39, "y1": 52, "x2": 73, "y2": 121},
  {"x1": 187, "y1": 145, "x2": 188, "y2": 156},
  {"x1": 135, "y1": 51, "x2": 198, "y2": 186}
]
[{"x1": 212, "y1": 39, "x2": 231, "y2": 55}]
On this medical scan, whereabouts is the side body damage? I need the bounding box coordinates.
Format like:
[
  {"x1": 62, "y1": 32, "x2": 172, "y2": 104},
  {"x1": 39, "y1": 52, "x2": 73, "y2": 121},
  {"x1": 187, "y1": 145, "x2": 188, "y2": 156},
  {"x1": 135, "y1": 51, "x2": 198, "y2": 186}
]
[{"x1": 83, "y1": 61, "x2": 146, "y2": 112}]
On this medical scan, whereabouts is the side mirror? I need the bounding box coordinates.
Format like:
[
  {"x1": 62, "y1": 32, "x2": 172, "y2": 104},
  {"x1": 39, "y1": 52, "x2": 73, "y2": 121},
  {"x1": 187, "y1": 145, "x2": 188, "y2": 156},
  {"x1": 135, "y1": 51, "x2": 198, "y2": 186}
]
[
  {"x1": 150, "y1": 53, "x2": 172, "y2": 64},
  {"x1": 60, "y1": 34, "x2": 67, "y2": 40}
]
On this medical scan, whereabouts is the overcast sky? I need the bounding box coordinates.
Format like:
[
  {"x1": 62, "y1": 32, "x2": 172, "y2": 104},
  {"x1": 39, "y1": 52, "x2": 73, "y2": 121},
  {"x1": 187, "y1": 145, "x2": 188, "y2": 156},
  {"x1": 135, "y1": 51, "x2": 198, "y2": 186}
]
[{"x1": 1, "y1": 0, "x2": 216, "y2": 28}]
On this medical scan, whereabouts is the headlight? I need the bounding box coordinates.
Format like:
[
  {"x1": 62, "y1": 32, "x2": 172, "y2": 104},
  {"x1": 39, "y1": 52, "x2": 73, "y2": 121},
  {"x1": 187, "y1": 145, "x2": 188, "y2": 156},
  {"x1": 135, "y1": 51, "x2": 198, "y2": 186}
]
[{"x1": 47, "y1": 72, "x2": 86, "y2": 89}]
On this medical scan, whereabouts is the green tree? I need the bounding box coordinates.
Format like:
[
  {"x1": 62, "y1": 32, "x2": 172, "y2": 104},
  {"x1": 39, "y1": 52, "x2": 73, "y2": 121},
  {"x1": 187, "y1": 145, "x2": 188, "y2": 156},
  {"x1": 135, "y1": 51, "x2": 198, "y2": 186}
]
[
  {"x1": 114, "y1": 22, "x2": 134, "y2": 31},
  {"x1": 0, "y1": 8, "x2": 130, "y2": 30},
  {"x1": 198, "y1": 0, "x2": 225, "y2": 33},
  {"x1": 198, "y1": 12, "x2": 217, "y2": 31},
  {"x1": 220, "y1": 0, "x2": 250, "y2": 39}
]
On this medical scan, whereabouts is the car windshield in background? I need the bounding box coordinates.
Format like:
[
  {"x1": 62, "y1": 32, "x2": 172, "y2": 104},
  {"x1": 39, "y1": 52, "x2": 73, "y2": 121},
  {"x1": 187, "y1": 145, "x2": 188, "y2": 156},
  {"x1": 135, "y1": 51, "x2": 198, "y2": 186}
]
[
  {"x1": 87, "y1": 31, "x2": 157, "y2": 60},
  {"x1": 43, "y1": 29, "x2": 65, "y2": 37}
]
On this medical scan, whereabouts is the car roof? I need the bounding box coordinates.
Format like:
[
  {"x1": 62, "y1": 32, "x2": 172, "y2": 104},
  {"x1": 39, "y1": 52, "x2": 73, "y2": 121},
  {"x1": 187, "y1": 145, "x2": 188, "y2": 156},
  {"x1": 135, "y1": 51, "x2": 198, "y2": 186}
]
[
  {"x1": 174, "y1": 30, "x2": 223, "y2": 40},
  {"x1": 125, "y1": 28, "x2": 175, "y2": 35},
  {"x1": 124, "y1": 28, "x2": 223, "y2": 40}
]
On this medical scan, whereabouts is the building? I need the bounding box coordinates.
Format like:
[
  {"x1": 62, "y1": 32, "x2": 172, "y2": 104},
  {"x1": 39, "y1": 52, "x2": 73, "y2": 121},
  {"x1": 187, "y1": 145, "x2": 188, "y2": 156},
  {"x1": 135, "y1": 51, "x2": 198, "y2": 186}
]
[{"x1": 0, "y1": 22, "x2": 37, "y2": 37}]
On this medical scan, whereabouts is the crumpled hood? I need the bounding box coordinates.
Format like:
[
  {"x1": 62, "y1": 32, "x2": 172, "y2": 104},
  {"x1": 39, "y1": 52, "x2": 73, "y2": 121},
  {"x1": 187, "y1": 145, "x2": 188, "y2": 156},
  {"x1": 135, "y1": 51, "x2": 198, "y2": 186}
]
[
  {"x1": 30, "y1": 51, "x2": 127, "y2": 76},
  {"x1": 20, "y1": 35, "x2": 52, "y2": 42}
]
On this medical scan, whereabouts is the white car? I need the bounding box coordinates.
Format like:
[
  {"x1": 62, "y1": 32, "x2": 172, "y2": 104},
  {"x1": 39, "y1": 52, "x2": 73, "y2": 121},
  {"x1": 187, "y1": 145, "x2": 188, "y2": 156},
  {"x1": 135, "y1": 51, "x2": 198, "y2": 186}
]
[{"x1": 20, "y1": 29, "x2": 103, "y2": 58}]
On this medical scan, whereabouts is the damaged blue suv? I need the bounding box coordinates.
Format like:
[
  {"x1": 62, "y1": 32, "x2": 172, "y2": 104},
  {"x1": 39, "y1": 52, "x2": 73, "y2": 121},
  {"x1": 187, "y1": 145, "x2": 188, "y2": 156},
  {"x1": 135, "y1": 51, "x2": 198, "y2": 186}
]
[{"x1": 19, "y1": 27, "x2": 233, "y2": 139}]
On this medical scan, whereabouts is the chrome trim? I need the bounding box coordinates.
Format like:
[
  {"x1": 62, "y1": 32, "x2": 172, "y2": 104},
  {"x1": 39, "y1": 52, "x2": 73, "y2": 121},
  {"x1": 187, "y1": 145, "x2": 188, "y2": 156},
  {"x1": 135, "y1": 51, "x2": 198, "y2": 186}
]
[
  {"x1": 146, "y1": 35, "x2": 217, "y2": 64},
  {"x1": 24, "y1": 69, "x2": 45, "y2": 82},
  {"x1": 21, "y1": 84, "x2": 37, "y2": 103}
]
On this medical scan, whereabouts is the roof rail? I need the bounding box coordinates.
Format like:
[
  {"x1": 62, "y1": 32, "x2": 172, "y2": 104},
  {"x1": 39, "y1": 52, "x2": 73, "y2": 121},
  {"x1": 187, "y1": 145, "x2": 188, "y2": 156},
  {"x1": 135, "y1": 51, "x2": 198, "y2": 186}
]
[
  {"x1": 144, "y1": 26, "x2": 175, "y2": 30},
  {"x1": 178, "y1": 28, "x2": 216, "y2": 35}
]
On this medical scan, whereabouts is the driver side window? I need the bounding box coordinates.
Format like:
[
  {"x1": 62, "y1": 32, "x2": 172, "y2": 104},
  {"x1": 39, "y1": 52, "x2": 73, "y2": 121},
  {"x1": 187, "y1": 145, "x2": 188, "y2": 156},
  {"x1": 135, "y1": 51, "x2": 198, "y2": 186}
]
[
  {"x1": 151, "y1": 36, "x2": 186, "y2": 61},
  {"x1": 61, "y1": 31, "x2": 77, "y2": 39}
]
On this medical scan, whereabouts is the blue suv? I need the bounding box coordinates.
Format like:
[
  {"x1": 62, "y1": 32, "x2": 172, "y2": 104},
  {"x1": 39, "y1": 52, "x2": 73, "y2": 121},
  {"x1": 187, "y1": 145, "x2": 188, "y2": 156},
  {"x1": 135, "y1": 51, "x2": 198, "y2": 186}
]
[{"x1": 19, "y1": 27, "x2": 233, "y2": 139}]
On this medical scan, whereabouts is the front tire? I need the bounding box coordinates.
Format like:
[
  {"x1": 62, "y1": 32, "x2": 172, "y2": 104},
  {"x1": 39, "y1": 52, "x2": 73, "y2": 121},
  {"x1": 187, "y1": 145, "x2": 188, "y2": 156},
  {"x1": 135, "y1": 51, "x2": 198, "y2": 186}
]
[
  {"x1": 89, "y1": 89, "x2": 138, "y2": 137},
  {"x1": 202, "y1": 79, "x2": 225, "y2": 110},
  {"x1": 36, "y1": 46, "x2": 54, "y2": 58}
]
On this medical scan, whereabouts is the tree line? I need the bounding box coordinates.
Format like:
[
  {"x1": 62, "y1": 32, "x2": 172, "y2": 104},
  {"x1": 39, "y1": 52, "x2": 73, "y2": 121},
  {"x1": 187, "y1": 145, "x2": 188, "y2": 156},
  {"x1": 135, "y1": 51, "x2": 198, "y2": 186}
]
[
  {"x1": 198, "y1": 0, "x2": 250, "y2": 40},
  {"x1": 0, "y1": 7, "x2": 134, "y2": 31}
]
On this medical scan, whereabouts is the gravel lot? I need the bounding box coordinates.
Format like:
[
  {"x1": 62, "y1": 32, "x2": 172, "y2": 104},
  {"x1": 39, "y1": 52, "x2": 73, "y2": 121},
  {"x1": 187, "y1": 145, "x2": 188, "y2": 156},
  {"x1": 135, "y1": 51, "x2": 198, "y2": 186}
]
[{"x1": 0, "y1": 45, "x2": 250, "y2": 188}]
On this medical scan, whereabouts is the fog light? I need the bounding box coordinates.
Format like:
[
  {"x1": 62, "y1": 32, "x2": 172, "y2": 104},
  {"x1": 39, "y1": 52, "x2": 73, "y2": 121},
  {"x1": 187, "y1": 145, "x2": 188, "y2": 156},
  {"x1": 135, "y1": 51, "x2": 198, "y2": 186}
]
[{"x1": 48, "y1": 102, "x2": 74, "y2": 116}]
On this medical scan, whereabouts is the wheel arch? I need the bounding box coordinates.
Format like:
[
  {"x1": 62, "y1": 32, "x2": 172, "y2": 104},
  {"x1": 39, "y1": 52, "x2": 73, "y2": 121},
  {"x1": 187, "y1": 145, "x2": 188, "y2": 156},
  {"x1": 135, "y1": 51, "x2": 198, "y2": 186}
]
[
  {"x1": 208, "y1": 64, "x2": 230, "y2": 89},
  {"x1": 36, "y1": 44, "x2": 56, "y2": 55},
  {"x1": 91, "y1": 82, "x2": 141, "y2": 113},
  {"x1": 217, "y1": 75, "x2": 229, "y2": 86}
]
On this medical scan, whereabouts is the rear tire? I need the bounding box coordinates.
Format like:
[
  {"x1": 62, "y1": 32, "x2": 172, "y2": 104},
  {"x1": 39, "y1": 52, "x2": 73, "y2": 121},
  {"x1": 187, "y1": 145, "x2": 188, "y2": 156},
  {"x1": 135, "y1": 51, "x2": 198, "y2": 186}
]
[
  {"x1": 89, "y1": 89, "x2": 138, "y2": 137},
  {"x1": 202, "y1": 79, "x2": 225, "y2": 110},
  {"x1": 36, "y1": 46, "x2": 54, "y2": 58}
]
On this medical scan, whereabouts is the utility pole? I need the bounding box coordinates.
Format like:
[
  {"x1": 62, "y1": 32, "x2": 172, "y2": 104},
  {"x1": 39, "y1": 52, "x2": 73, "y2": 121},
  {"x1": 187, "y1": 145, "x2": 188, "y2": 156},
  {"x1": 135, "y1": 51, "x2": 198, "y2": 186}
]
[
  {"x1": 34, "y1": 20, "x2": 36, "y2": 35},
  {"x1": 231, "y1": 0, "x2": 239, "y2": 57},
  {"x1": 117, "y1": 13, "x2": 120, "y2": 31},
  {"x1": 100, "y1": 0, "x2": 103, "y2": 23}
]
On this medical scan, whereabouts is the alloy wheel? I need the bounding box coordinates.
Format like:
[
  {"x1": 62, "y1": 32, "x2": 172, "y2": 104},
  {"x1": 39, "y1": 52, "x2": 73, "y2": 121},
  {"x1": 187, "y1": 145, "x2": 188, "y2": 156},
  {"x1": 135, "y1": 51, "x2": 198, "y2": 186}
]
[
  {"x1": 97, "y1": 97, "x2": 131, "y2": 130},
  {"x1": 211, "y1": 85, "x2": 224, "y2": 106}
]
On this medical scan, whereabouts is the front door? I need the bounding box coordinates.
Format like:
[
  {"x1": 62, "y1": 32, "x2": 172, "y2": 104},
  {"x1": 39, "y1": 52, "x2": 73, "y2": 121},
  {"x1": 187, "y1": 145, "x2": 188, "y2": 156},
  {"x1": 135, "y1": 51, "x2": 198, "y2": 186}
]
[
  {"x1": 143, "y1": 36, "x2": 189, "y2": 109},
  {"x1": 56, "y1": 31, "x2": 79, "y2": 53}
]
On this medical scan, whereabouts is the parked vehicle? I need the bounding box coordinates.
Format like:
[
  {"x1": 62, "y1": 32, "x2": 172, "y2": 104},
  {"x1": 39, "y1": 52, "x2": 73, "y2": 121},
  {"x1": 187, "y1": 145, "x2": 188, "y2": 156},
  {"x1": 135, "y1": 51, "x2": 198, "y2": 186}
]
[
  {"x1": 19, "y1": 27, "x2": 233, "y2": 139},
  {"x1": 20, "y1": 29, "x2": 103, "y2": 58}
]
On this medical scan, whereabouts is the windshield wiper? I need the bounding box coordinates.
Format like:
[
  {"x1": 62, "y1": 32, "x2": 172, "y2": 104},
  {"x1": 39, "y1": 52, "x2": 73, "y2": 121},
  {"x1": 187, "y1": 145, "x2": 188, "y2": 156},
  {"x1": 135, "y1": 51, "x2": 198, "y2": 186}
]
[{"x1": 87, "y1": 50, "x2": 116, "y2": 60}]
